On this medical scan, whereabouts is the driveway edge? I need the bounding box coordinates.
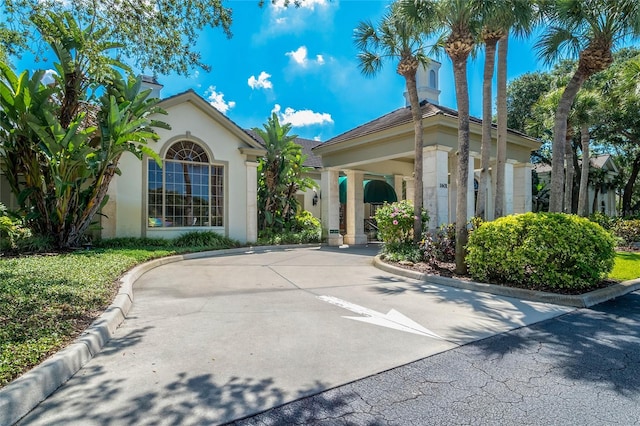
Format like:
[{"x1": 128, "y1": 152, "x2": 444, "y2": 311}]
[
  {"x1": 373, "y1": 256, "x2": 640, "y2": 308},
  {"x1": 0, "y1": 244, "x2": 320, "y2": 426}
]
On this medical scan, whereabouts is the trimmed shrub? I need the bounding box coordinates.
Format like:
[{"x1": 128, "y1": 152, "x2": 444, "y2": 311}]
[
  {"x1": 467, "y1": 213, "x2": 616, "y2": 290},
  {"x1": 173, "y1": 231, "x2": 240, "y2": 248},
  {"x1": 611, "y1": 219, "x2": 640, "y2": 246}
]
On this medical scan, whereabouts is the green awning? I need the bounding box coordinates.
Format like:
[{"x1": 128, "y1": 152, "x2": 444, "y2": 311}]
[{"x1": 338, "y1": 176, "x2": 397, "y2": 204}]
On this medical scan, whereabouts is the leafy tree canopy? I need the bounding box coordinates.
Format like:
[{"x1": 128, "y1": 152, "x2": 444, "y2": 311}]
[{"x1": 1, "y1": 0, "x2": 232, "y2": 75}]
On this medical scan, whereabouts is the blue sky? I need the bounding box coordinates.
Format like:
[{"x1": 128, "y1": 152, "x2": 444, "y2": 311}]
[{"x1": 17, "y1": 0, "x2": 549, "y2": 141}]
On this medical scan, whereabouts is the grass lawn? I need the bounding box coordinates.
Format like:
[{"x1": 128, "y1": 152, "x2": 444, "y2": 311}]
[
  {"x1": 609, "y1": 251, "x2": 640, "y2": 282},
  {"x1": 1, "y1": 246, "x2": 639, "y2": 389}
]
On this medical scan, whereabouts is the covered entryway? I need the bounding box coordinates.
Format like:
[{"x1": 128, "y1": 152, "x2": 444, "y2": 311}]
[
  {"x1": 314, "y1": 102, "x2": 541, "y2": 246},
  {"x1": 338, "y1": 177, "x2": 398, "y2": 239}
]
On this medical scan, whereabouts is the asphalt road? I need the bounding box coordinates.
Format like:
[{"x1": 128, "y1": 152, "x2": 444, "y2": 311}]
[{"x1": 229, "y1": 290, "x2": 640, "y2": 426}]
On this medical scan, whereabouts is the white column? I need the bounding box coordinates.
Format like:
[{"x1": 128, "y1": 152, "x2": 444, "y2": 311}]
[
  {"x1": 344, "y1": 169, "x2": 367, "y2": 245},
  {"x1": 423, "y1": 146, "x2": 451, "y2": 229},
  {"x1": 486, "y1": 163, "x2": 495, "y2": 221},
  {"x1": 513, "y1": 162, "x2": 533, "y2": 213},
  {"x1": 467, "y1": 153, "x2": 476, "y2": 222},
  {"x1": 321, "y1": 168, "x2": 343, "y2": 246},
  {"x1": 504, "y1": 160, "x2": 516, "y2": 215},
  {"x1": 393, "y1": 175, "x2": 404, "y2": 200},
  {"x1": 405, "y1": 177, "x2": 415, "y2": 204},
  {"x1": 245, "y1": 161, "x2": 259, "y2": 243}
]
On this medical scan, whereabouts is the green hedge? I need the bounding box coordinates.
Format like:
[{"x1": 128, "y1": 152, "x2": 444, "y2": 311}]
[{"x1": 467, "y1": 213, "x2": 616, "y2": 290}]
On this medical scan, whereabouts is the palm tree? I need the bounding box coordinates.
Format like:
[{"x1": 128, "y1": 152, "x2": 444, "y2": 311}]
[
  {"x1": 354, "y1": 2, "x2": 435, "y2": 243},
  {"x1": 490, "y1": 1, "x2": 538, "y2": 219},
  {"x1": 402, "y1": 0, "x2": 481, "y2": 273},
  {"x1": 536, "y1": 0, "x2": 640, "y2": 212},
  {"x1": 574, "y1": 90, "x2": 599, "y2": 216},
  {"x1": 476, "y1": 6, "x2": 504, "y2": 220}
]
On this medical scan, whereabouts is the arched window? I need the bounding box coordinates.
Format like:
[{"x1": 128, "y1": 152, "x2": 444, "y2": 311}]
[
  {"x1": 429, "y1": 69, "x2": 437, "y2": 88},
  {"x1": 148, "y1": 140, "x2": 224, "y2": 228}
]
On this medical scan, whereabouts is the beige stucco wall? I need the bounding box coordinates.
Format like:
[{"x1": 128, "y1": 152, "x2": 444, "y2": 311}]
[{"x1": 102, "y1": 97, "x2": 255, "y2": 243}]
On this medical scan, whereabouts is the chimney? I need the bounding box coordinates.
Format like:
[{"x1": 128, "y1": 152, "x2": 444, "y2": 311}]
[
  {"x1": 139, "y1": 75, "x2": 163, "y2": 100},
  {"x1": 404, "y1": 60, "x2": 441, "y2": 106}
]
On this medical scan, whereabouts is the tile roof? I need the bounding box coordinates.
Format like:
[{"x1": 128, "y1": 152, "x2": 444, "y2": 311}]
[
  {"x1": 320, "y1": 101, "x2": 533, "y2": 148},
  {"x1": 244, "y1": 129, "x2": 323, "y2": 169}
]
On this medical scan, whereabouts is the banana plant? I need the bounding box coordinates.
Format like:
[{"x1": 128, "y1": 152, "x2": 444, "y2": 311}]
[{"x1": 0, "y1": 11, "x2": 168, "y2": 248}]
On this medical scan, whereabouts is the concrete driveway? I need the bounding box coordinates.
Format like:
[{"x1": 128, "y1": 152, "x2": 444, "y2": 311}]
[{"x1": 18, "y1": 245, "x2": 573, "y2": 425}]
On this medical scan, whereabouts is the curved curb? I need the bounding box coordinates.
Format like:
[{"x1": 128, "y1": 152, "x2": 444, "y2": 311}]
[
  {"x1": 373, "y1": 256, "x2": 640, "y2": 308},
  {"x1": 0, "y1": 243, "x2": 321, "y2": 426}
]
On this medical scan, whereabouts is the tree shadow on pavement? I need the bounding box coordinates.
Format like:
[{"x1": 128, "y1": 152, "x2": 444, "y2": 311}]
[
  {"x1": 19, "y1": 368, "x2": 343, "y2": 425},
  {"x1": 469, "y1": 292, "x2": 640, "y2": 396}
]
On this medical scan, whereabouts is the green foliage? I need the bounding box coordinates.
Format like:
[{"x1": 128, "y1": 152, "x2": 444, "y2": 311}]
[
  {"x1": 0, "y1": 11, "x2": 168, "y2": 249},
  {"x1": 374, "y1": 200, "x2": 428, "y2": 245},
  {"x1": 467, "y1": 213, "x2": 616, "y2": 290},
  {"x1": 1, "y1": 0, "x2": 233, "y2": 76},
  {"x1": 255, "y1": 113, "x2": 317, "y2": 232},
  {"x1": 589, "y1": 212, "x2": 616, "y2": 230},
  {"x1": 421, "y1": 223, "x2": 456, "y2": 263},
  {"x1": 380, "y1": 241, "x2": 423, "y2": 264},
  {"x1": 0, "y1": 203, "x2": 31, "y2": 250},
  {"x1": 257, "y1": 211, "x2": 321, "y2": 245},
  {"x1": 173, "y1": 231, "x2": 241, "y2": 249},
  {"x1": 612, "y1": 219, "x2": 640, "y2": 245}
]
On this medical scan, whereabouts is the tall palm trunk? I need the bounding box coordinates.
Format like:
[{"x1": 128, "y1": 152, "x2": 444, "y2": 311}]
[
  {"x1": 549, "y1": 71, "x2": 587, "y2": 212},
  {"x1": 478, "y1": 36, "x2": 499, "y2": 220},
  {"x1": 577, "y1": 123, "x2": 590, "y2": 216},
  {"x1": 453, "y1": 58, "x2": 471, "y2": 274},
  {"x1": 494, "y1": 34, "x2": 508, "y2": 218},
  {"x1": 401, "y1": 67, "x2": 424, "y2": 243},
  {"x1": 563, "y1": 131, "x2": 574, "y2": 213}
]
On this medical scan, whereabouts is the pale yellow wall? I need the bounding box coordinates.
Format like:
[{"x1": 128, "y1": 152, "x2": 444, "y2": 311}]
[{"x1": 103, "y1": 98, "x2": 252, "y2": 243}]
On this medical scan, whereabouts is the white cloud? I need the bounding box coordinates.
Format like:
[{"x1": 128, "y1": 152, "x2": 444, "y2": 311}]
[
  {"x1": 314, "y1": 135, "x2": 322, "y2": 141},
  {"x1": 272, "y1": 0, "x2": 328, "y2": 11},
  {"x1": 272, "y1": 104, "x2": 333, "y2": 127},
  {"x1": 254, "y1": 0, "x2": 336, "y2": 42},
  {"x1": 206, "y1": 86, "x2": 235, "y2": 114},
  {"x1": 248, "y1": 71, "x2": 273, "y2": 90},
  {"x1": 41, "y1": 69, "x2": 57, "y2": 85},
  {"x1": 286, "y1": 46, "x2": 325, "y2": 68}
]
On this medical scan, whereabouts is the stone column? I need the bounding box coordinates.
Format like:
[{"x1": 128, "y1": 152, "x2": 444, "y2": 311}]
[
  {"x1": 344, "y1": 169, "x2": 367, "y2": 245},
  {"x1": 505, "y1": 160, "x2": 516, "y2": 215},
  {"x1": 393, "y1": 175, "x2": 404, "y2": 200},
  {"x1": 423, "y1": 146, "x2": 451, "y2": 229},
  {"x1": 405, "y1": 177, "x2": 415, "y2": 204},
  {"x1": 321, "y1": 168, "x2": 343, "y2": 246},
  {"x1": 467, "y1": 153, "x2": 477, "y2": 221},
  {"x1": 513, "y1": 162, "x2": 533, "y2": 213},
  {"x1": 245, "y1": 161, "x2": 259, "y2": 243},
  {"x1": 485, "y1": 163, "x2": 495, "y2": 221}
]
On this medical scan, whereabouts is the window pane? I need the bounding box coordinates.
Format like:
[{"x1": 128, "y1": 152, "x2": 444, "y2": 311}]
[
  {"x1": 148, "y1": 141, "x2": 224, "y2": 229},
  {"x1": 211, "y1": 165, "x2": 224, "y2": 227}
]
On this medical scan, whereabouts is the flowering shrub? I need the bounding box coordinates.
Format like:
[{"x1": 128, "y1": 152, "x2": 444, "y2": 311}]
[{"x1": 374, "y1": 200, "x2": 428, "y2": 245}]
